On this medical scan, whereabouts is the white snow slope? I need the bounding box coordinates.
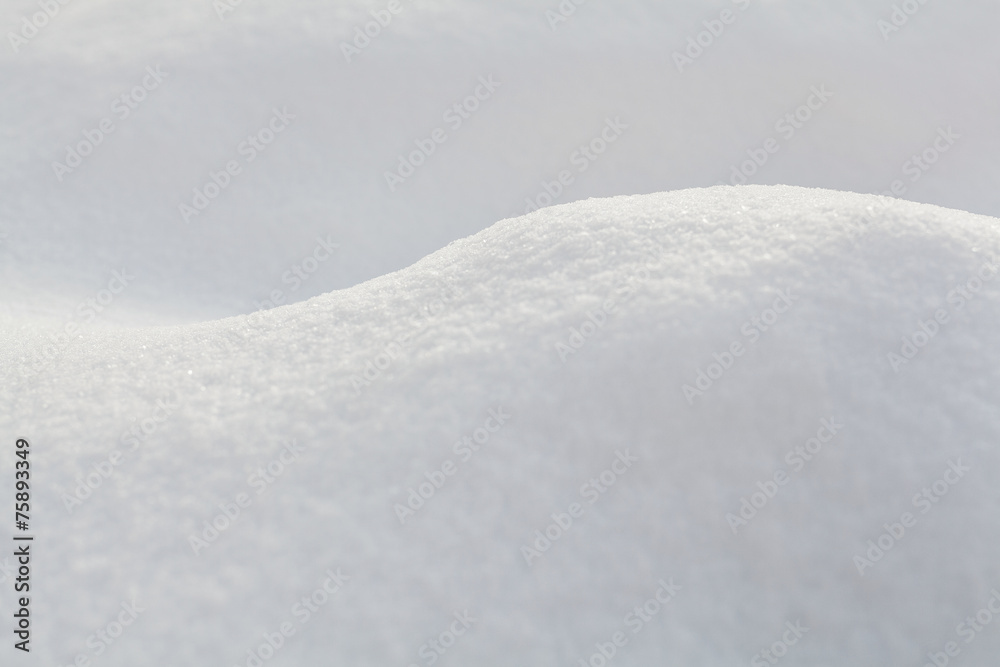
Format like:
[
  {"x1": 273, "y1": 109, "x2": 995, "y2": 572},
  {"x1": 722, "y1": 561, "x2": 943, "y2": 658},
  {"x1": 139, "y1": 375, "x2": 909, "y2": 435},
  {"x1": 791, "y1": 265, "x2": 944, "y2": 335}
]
[{"x1": 3, "y1": 185, "x2": 1000, "y2": 665}]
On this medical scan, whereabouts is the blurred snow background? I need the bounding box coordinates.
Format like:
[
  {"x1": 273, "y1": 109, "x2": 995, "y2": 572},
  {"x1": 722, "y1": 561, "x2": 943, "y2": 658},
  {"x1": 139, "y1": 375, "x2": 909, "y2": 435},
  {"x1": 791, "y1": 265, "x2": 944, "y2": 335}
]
[{"x1": 1, "y1": 0, "x2": 997, "y2": 325}]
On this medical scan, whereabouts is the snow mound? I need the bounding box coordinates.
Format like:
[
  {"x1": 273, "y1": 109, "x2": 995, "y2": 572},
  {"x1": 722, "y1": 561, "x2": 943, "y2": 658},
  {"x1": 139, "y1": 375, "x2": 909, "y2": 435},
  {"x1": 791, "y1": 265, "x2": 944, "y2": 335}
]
[{"x1": 4, "y1": 184, "x2": 1000, "y2": 665}]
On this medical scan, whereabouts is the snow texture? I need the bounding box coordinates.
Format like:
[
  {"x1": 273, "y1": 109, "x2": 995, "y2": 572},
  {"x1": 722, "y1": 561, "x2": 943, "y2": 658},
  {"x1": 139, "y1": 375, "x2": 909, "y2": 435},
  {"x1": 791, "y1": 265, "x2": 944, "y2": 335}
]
[
  {"x1": 3, "y1": 185, "x2": 1000, "y2": 665},
  {"x1": 3, "y1": 0, "x2": 1000, "y2": 664}
]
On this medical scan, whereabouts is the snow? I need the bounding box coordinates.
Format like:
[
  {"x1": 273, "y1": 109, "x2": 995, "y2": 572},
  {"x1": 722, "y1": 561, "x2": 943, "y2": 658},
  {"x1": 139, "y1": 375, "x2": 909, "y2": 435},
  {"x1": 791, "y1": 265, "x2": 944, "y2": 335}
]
[
  {"x1": 3, "y1": 184, "x2": 1000, "y2": 665},
  {"x1": 3, "y1": 0, "x2": 1000, "y2": 665},
  {"x1": 2, "y1": 0, "x2": 1000, "y2": 326}
]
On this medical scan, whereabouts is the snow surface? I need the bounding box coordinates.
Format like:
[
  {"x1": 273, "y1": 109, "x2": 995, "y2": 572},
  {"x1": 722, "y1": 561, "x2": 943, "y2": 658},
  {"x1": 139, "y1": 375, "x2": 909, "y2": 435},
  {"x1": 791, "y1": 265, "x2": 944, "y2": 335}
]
[
  {"x1": 4, "y1": 0, "x2": 1000, "y2": 664},
  {"x1": 3, "y1": 185, "x2": 1000, "y2": 665}
]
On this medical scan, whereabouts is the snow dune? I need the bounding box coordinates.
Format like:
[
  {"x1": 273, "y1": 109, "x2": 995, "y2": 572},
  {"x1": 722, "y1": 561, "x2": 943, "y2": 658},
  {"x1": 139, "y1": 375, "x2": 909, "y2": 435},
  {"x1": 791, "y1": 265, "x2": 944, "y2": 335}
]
[
  {"x1": 4, "y1": 185, "x2": 1000, "y2": 665},
  {"x1": 3, "y1": 0, "x2": 999, "y2": 326}
]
